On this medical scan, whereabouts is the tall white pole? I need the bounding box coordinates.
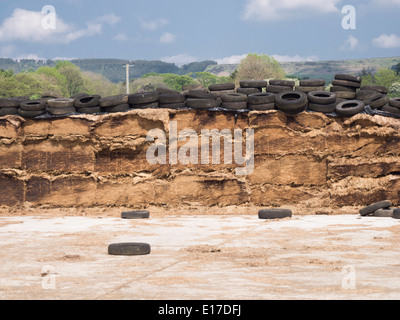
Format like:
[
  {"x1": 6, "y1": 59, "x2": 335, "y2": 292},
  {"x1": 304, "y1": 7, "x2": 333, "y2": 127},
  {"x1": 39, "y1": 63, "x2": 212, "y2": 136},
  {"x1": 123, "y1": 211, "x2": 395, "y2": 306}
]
[{"x1": 126, "y1": 64, "x2": 130, "y2": 95}]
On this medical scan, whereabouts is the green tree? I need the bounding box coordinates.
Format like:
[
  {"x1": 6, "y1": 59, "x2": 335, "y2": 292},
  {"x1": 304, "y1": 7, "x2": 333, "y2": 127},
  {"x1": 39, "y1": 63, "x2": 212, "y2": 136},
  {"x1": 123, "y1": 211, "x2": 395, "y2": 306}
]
[
  {"x1": 58, "y1": 65, "x2": 85, "y2": 96},
  {"x1": 236, "y1": 53, "x2": 285, "y2": 81},
  {"x1": 389, "y1": 82, "x2": 400, "y2": 98},
  {"x1": 374, "y1": 68, "x2": 400, "y2": 89}
]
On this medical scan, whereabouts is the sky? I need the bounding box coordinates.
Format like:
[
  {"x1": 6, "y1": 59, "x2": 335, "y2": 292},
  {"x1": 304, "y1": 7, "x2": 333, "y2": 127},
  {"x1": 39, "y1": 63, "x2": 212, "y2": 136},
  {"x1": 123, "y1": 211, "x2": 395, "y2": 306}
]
[{"x1": 0, "y1": 0, "x2": 399, "y2": 65}]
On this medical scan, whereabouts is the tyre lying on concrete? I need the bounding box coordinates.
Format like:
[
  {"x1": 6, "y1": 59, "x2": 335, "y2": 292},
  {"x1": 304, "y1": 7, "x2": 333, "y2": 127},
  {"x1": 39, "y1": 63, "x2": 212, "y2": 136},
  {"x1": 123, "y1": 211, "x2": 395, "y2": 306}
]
[
  {"x1": 108, "y1": 243, "x2": 151, "y2": 256},
  {"x1": 258, "y1": 209, "x2": 293, "y2": 220},
  {"x1": 359, "y1": 200, "x2": 392, "y2": 216}
]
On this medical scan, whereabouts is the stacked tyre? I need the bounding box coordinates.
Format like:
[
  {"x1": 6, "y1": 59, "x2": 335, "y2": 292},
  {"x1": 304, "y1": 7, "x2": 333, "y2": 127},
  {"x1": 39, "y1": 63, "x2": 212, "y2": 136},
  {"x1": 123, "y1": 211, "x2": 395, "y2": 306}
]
[
  {"x1": 357, "y1": 86, "x2": 390, "y2": 112},
  {"x1": 237, "y1": 80, "x2": 267, "y2": 95},
  {"x1": 99, "y1": 94, "x2": 129, "y2": 113},
  {"x1": 384, "y1": 97, "x2": 400, "y2": 115},
  {"x1": 266, "y1": 79, "x2": 294, "y2": 94},
  {"x1": 128, "y1": 92, "x2": 159, "y2": 109},
  {"x1": 275, "y1": 91, "x2": 308, "y2": 115},
  {"x1": 247, "y1": 92, "x2": 276, "y2": 111},
  {"x1": 359, "y1": 200, "x2": 395, "y2": 217},
  {"x1": 220, "y1": 93, "x2": 248, "y2": 111},
  {"x1": 335, "y1": 100, "x2": 365, "y2": 117},
  {"x1": 296, "y1": 79, "x2": 326, "y2": 94},
  {"x1": 186, "y1": 90, "x2": 221, "y2": 110},
  {"x1": 74, "y1": 95, "x2": 102, "y2": 114},
  {"x1": 0, "y1": 98, "x2": 22, "y2": 116},
  {"x1": 158, "y1": 93, "x2": 186, "y2": 109},
  {"x1": 307, "y1": 91, "x2": 336, "y2": 114},
  {"x1": 47, "y1": 98, "x2": 76, "y2": 116},
  {"x1": 18, "y1": 99, "x2": 47, "y2": 118},
  {"x1": 330, "y1": 74, "x2": 361, "y2": 102},
  {"x1": 208, "y1": 83, "x2": 236, "y2": 97}
]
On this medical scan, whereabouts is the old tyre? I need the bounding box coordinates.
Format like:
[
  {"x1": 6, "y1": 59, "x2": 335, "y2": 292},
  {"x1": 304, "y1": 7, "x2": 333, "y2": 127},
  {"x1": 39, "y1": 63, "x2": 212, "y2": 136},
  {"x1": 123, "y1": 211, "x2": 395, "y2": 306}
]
[
  {"x1": 332, "y1": 79, "x2": 361, "y2": 89},
  {"x1": 108, "y1": 243, "x2": 151, "y2": 256},
  {"x1": 0, "y1": 98, "x2": 24, "y2": 108},
  {"x1": 159, "y1": 93, "x2": 185, "y2": 104},
  {"x1": 330, "y1": 85, "x2": 357, "y2": 93},
  {"x1": 209, "y1": 83, "x2": 235, "y2": 91},
  {"x1": 159, "y1": 102, "x2": 187, "y2": 109},
  {"x1": 248, "y1": 92, "x2": 275, "y2": 105},
  {"x1": 220, "y1": 93, "x2": 247, "y2": 102},
  {"x1": 17, "y1": 109, "x2": 45, "y2": 118},
  {"x1": 390, "y1": 98, "x2": 400, "y2": 108},
  {"x1": 186, "y1": 98, "x2": 220, "y2": 109},
  {"x1": 381, "y1": 104, "x2": 400, "y2": 114},
  {"x1": 121, "y1": 210, "x2": 150, "y2": 219},
  {"x1": 248, "y1": 103, "x2": 275, "y2": 111},
  {"x1": 356, "y1": 90, "x2": 382, "y2": 101},
  {"x1": 308, "y1": 102, "x2": 336, "y2": 114},
  {"x1": 76, "y1": 106, "x2": 102, "y2": 114},
  {"x1": 46, "y1": 106, "x2": 76, "y2": 115},
  {"x1": 99, "y1": 95, "x2": 129, "y2": 108},
  {"x1": 19, "y1": 100, "x2": 47, "y2": 111},
  {"x1": 300, "y1": 79, "x2": 326, "y2": 87},
  {"x1": 373, "y1": 208, "x2": 394, "y2": 217},
  {"x1": 266, "y1": 85, "x2": 293, "y2": 93},
  {"x1": 334, "y1": 91, "x2": 356, "y2": 99},
  {"x1": 295, "y1": 86, "x2": 326, "y2": 93},
  {"x1": 104, "y1": 104, "x2": 130, "y2": 113},
  {"x1": 131, "y1": 101, "x2": 159, "y2": 109},
  {"x1": 74, "y1": 95, "x2": 101, "y2": 108},
  {"x1": 360, "y1": 85, "x2": 388, "y2": 94},
  {"x1": 258, "y1": 209, "x2": 292, "y2": 220},
  {"x1": 393, "y1": 209, "x2": 400, "y2": 219},
  {"x1": 308, "y1": 91, "x2": 336, "y2": 105},
  {"x1": 128, "y1": 92, "x2": 159, "y2": 105},
  {"x1": 334, "y1": 74, "x2": 362, "y2": 83},
  {"x1": 47, "y1": 98, "x2": 75, "y2": 109},
  {"x1": 239, "y1": 80, "x2": 268, "y2": 88},
  {"x1": 365, "y1": 95, "x2": 389, "y2": 109},
  {"x1": 275, "y1": 91, "x2": 307, "y2": 111},
  {"x1": 335, "y1": 100, "x2": 365, "y2": 117},
  {"x1": 0, "y1": 107, "x2": 18, "y2": 116},
  {"x1": 187, "y1": 90, "x2": 217, "y2": 100},
  {"x1": 236, "y1": 88, "x2": 261, "y2": 95},
  {"x1": 359, "y1": 200, "x2": 392, "y2": 216},
  {"x1": 269, "y1": 79, "x2": 295, "y2": 87},
  {"x1": 221, "y1": 101, "x2": 248, "y2": 110}
]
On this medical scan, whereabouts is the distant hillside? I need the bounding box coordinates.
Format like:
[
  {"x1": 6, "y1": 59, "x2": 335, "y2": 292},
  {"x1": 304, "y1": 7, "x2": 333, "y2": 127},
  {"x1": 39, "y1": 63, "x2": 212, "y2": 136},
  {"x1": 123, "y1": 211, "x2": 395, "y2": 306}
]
[{"x1": 206, "y1": 57, "x2": 400, "y2": 83}]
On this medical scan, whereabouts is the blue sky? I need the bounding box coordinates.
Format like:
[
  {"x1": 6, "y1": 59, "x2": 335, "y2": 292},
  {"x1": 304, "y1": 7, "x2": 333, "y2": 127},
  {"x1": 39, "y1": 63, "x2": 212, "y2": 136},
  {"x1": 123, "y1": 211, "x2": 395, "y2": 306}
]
[{"x1": 0, "y1": 0, "x2": 399, "y2": 65}]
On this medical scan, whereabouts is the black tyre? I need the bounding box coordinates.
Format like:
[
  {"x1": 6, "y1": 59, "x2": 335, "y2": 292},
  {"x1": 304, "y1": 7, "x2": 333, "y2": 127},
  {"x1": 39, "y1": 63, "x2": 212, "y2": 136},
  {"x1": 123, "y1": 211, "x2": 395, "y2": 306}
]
[
  {"x1": 159, "y1": 102, "x2": 187, "y2": 109},
  {"x1": 365, "y1": 95, "x2": 389, "y2": 109},
  {"x1": 258, "y1": 209, "x2": 292, "y2": 220},
  {"x1": 335, "y1": 100, "x2": 365, "y2": 117},
  {"x1": 104, "y1": 104, "x2": 130, "y2": 113},
  {"x1": 275, "y1": 91, "x2": 307, "y2": 111},
  {"x1": 159, "y1": 93, "x2": 185, "y2": 104},
  {"x1": 393, "y1": 209, "x2": 400, "y2": 219},
  {"x1": 308, "y1": 91, "x2": 336, "y2": 105},
  {"x1": 209, "y1": 83, "x2": 235, "y2": 91},
  {"x1": 381, "y1": 104, "x2": 400, "y2": 114},
  {"x1": 128, "y1": 92, "x2": 159, "y2": 105},
  {"x1": 266, "y1": 85, "x2": 293, "y2": 94},
  {"x1": 359, "y1": 200, "x2": 392, "y2": 216},
  {"x1": 99, "y1": 95, "x2": 129, "y2": 108},
  {"x1": 17, "y1": 109, "x2": 45, "y2": 118},
  {"x1": 186, "y1": 98, "x2": 220, "y2": 109},
  {"x1": 130, "y1": 101, "x2": 159, "y2": 109},
  {"x1": 0, "y1": 98, "x2": 24, "y2": 108},
  {"x1": 74, "y1": 95, "x2": 101, "y2": 108},
  {"x1": 300, "y1": 79, "x2": 326, "y2": 87},
  {"x1": 187, "y1": 90, "x2": 218, "y2": 100},
  {"x1": 221, "y1": 101, "x2": 248, "y2": 110},
  {"x1": 108, "y1": 243, "x2": 151, "y2": 256},
  {"x1": 269, "y1": 79, "x2": 295, "y2": 87},
  {"x1": 330, "y1": 85, "x2": 357, "y2": 93},
  {"x1": 390, "y1": 98, "x2": 400, "y2": 108},
  {"x1": 360, "y1": 85, "x2": 388, "y2": 94},
  {"x1": 20, "y1": 100, "x2": 46, "y2": 111},
  {"x1": 239, "y1": 80, "x2": 268, "y2": 88},
  {"x1": 373, "y1": 208, "x2": 393, "y2": 217},
  {"x1": 334, "y1": 91, "x2": 356, "y2": 99},
  {"x1": 332, "y1": 79, "x2": 361, "y2": 89},
  {"x1": 356, "y1": 90, "x2": 382, "y2": 101},
  {"x1": 295, "y1": 86, "x2": 326, "y2": 94},
  {"x1": 121, "y1": 210, "x2": 150, "y2": 219},
  {"x1": 248, "y1": 103, "x2": 275, "y2": 111},
  {"x1": 236, "y1": 88, "x2": 261, "y2": 95},
  {"x1": 47, "y1": 98, "x2": 75, "y2": 109},
  {"x1": 46, "y1": 106, "x2": 76, "y2": 115},
  {"x1": 76, "y1": 106, "x2": 102, "y2": 114},
  {"x1": 335, "y1": 74, "x2": 362, "y2": 83},
  {"x1": 308, "y1": 102, "x2": 336, "y2": 114},
  {"x1": 0, "y1": 107, "x2": 18, "y2": 116},
  {"x1": 248, "y1": 92, "x2": 275, "y2": 105},
  {"x1": 220, "y1": 93, "x2": 247, "y2": 102}
]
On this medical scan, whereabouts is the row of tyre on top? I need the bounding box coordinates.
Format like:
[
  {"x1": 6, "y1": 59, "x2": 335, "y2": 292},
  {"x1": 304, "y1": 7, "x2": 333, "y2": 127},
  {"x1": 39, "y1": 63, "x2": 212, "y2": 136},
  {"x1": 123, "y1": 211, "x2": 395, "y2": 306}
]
[{"x1": 0, "y1": 73, "x2": 399, "y2": 118}]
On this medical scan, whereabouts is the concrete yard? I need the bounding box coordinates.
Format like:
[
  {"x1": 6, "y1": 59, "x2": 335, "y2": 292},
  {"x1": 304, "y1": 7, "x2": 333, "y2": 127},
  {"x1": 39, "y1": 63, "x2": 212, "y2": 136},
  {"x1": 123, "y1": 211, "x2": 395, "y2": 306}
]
[{"x1": 0, "y1": 213, "x2": 399, "y2": 300}]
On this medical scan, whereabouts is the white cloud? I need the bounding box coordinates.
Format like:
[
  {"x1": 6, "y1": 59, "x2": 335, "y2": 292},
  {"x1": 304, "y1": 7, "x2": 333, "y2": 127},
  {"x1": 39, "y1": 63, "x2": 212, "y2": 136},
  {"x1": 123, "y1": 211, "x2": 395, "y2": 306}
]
[
  {"x1": 272, "y1": 54, "x2": 319, "y2": 62},
  {"x1": 216, "y1": 54, "x2": 247, "y2": 65},
  {"x1": 113, "y1": 33, "x2": 129, "y2": 42},
  {"x1": 341, "y1": 35, "x2": 359, "y2": 51},
  {"x1": 140, "y1": 18, "x2": 168, "y2": 31},
  {"x1": 0, "y1": 8, "x2": 120, "y2": 44},
  {"x1": 372, "y1": 34, "x2": 400, "y2": 48},
  {"x1": 161, "y1": 53, "x2": 198, "y2": 66},
  {"x1": 242, "y1": 0, "x2": 340, "y2": 21},
  {"x1": 159, "y1": 32, "x2": 176, "y2": 44}
]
